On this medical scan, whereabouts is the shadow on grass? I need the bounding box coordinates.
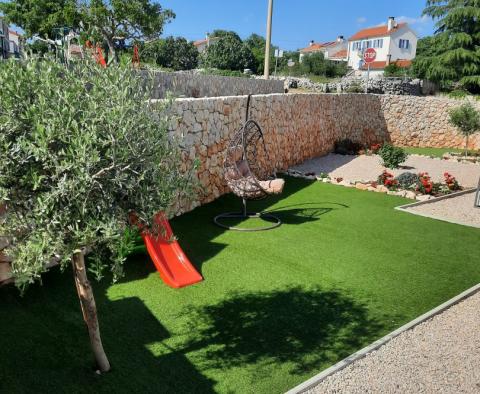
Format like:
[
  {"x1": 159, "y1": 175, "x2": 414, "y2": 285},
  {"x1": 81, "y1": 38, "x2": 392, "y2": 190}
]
[
  {"x1": 179, "y1": 286, "x2": 383, "y2": 375},
  {"x1": 0, "y1": 267, "x2": 216, "y2": 394}
]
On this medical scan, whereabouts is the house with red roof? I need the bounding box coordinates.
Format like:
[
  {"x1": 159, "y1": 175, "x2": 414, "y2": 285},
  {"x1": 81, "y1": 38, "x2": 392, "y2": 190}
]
[
  {"x1": 193, "y1": 34, "x2": 221, "y2": 54},
  {"x1": 347, "y1": 17, "x2": 417, "y2": 76},
  {"x1": 299, "y1": 36, "x2": 348, "y2": 63}
]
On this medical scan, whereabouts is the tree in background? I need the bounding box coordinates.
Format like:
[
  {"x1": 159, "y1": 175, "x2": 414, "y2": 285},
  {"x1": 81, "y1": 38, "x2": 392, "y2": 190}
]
[
  {"x1": 245, "y1": 33, "x2": 271, "y2": 75},
  {"x1": 413, "y1": 0, "x2": 480, "y2": 93},
  {"x1": 301, "y1": 52, "x2": 326, "y2": 76},
  {"x1": 81, "y1": 0, "x2": 174, "y2": 63},
  {"x1": 449, "y1": 103, "x2": 480, "y2": 156},
  {"x1": 0, "y1": 59, "x2": 191, "y2": 371},
  {"x1": 202, "y1": 30, "x2": 255, "y2": 72},
  {"x1": 0, "y1": 0, "x2": 174, "y2": 63},
  {"x1": 144, "y1": 36, "x2": 198, "y2": 70},
  {"x1": 0, "y1": 0, "x2": 80, "y2": 38}
]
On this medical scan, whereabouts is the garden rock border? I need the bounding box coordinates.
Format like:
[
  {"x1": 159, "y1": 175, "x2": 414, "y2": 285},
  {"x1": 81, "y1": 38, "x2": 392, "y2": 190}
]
[{"x1": 284, "y1": 169, "x2": 436, "y2": 201}]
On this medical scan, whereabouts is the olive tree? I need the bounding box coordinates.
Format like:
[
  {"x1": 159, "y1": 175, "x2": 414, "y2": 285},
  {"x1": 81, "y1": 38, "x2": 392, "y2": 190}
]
[
  {"x1": 0, "y1": 59, "x2": 191, "y2": 371},
  {"x1": 449, "y1": 102, "x2": 480, "y2": 156}
]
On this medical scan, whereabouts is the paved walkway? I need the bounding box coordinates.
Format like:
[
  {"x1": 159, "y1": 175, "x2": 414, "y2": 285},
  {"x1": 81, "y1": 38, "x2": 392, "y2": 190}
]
[
  {"x1": 306, "y1": 291, "x2": 480, "y2": 394},
  {"x1": 292, "y1": 154, "x2": 480, "y2": 188}
]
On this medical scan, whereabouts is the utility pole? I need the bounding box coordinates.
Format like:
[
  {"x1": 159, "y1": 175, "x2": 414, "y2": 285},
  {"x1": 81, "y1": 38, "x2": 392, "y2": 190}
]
[{"x1": 264, "y1": 0, "x2": 274, "y2": 79}]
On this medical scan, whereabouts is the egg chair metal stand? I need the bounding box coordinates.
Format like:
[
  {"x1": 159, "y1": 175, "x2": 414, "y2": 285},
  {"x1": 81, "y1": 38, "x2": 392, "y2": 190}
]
[{"x1": 213, "y1": 95, "x2": 285, "y2": 231}]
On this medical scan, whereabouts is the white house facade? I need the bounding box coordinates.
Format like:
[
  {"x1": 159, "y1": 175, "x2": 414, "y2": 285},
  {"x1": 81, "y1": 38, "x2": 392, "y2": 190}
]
[{"x1": 347, "y1": 17, "x2": 417, "y2": 76}]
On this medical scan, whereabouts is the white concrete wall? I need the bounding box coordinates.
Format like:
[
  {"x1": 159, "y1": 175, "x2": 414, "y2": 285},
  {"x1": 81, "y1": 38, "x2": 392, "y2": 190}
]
[
  {"x1": 388, "y1": 28, "x2": 417, "y2": 61},
  {"x1": 348, "y1": 37, "x2": 392, "y2": 70}
]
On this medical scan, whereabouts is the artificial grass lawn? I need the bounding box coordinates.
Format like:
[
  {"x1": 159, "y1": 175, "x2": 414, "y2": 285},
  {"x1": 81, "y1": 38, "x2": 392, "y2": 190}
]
[
  {"x1": 2, "y1": 177, "x2": 479, "y2": 394},
  {"x1": 401, "y1": 146, "x2": 477, "y2": 158}
]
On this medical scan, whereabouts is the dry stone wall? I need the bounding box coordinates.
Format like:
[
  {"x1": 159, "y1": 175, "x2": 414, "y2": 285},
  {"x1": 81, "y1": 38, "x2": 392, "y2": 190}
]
[
  {"x1": 380, "y1": 95, "x2": 480, "y2": 149},
  {"x1": 166, "y1": 93, "x2": 480, "y2": 214},
  {"x1": 167, "y1": 93, "x2": 388, "y2": 213},
  {"x1": 147, "y1": 71, "x2": 284, "y2": 99}
]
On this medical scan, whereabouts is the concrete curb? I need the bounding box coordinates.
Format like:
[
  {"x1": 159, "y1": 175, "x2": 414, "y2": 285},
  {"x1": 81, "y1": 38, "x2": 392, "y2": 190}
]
[
  {"x1": 394, "y1": 188, "x2": 480, "y2": 228},
  {"x1": 286, "y1": 283, "x2": 480, "y2": 394}
]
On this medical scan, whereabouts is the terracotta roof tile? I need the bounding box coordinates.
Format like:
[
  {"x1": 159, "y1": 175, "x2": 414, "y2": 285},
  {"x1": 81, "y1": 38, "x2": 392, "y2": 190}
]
[
  {"x1": 360, "y1": 59, "x2": 412, "y2": 70},
  {"x1": 330, "y1": 49, "x2": 347, "y2": 59},
  {"x1": 300, "y1": 41, "x2": 336, "y2": 53},
  {"x1": 350, "y1": 23, "x2": 407, "y2": 41}
]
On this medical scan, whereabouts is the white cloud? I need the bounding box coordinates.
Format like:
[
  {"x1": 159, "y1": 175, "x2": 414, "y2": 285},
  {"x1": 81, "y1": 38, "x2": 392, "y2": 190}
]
[
  {"x1": 396, "y1": 15, "x2": 430, "y2": 25},
  {"x1": 356, "y1": 17, "x2": 367, "y2": 24}
]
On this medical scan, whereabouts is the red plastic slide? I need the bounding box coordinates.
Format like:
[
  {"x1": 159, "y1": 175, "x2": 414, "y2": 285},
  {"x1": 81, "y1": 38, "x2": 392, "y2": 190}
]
[{"x1": 141, "y1": 213, "x2": 202, "y2": 288}]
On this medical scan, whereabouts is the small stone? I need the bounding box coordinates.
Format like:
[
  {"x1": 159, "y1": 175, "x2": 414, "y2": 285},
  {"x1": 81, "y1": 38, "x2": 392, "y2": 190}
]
[
  {"x1": 405, "y1": 191, "x2": 417, "y2": 199},
  {"x1": 376, "y1": 185, "x2": 389, "y2": 193},
  {"x1": 416, "y1": 194, "x2": 432, "y2": 201},
  {"x1": 355, "y1": 183, "x2": 369, "y2": 191}
]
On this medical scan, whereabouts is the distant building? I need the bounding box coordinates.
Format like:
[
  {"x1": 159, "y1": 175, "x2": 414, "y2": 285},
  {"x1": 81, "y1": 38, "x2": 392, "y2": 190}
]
[
  {"x1": 193, "y1": 34, "x2": 221, "y2": 54},
  {"x1": 299, "y1": 36, "x2": 348, "y2": 63},
  {"x1": 348, "y1": 17, "x2": 417, "y2": 76},
  {"x1": 0, "y1": 18, "x2": 9, "y2": 60},
  {"x1": 8, "y1": 29, "x2": 21, "y2": 58}
]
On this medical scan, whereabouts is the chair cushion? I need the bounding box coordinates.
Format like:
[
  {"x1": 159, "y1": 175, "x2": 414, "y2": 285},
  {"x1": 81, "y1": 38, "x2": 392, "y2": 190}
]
[{"x1": 259, "y1": 178, "x2": 285, "y2": 195}]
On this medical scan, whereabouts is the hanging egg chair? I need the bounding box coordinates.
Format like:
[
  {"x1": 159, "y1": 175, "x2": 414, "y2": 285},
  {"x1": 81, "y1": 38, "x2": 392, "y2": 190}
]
[{"x1": 214, "y1": 95, "x2": 285, "y2": 231}]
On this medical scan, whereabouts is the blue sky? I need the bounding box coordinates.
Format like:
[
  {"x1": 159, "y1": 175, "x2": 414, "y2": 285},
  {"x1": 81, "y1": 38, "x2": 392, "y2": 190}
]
[{"x1": 161, "y1": 0, "x2": 436, "y2": 50}]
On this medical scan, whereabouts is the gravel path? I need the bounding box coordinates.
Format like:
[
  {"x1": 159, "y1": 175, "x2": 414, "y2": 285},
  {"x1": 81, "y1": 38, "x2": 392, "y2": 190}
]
[
  {"x1": 292, "y1": 154, "x2": 480, "y2": 188},
  {"x1": 306, "y1": 290, "x2": 480, "y2": 394},
  {"x1": 405, "y1": 191, "x2": 480, "y2": 228}
]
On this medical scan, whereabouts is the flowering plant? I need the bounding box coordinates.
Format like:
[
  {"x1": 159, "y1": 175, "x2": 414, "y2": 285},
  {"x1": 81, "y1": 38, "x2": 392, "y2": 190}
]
[
  {"x1": 371, "y1": 143, "x2": 382, "y2": 153},
  {"x1": 417, "y1": 172, "x2": 433, "y2": 194},
  {"x1": 377, "y1": 170, "x2": 399, "y2": 189},
  {"x1": 444, "y1": 172, "x2": 461, "y2": 191}
]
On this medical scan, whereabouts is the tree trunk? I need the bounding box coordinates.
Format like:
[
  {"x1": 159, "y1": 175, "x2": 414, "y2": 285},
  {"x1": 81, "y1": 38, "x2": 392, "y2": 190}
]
[
  {"x1": 72, "y1": 250, "x2": 111, "y2": 372},
  {"x1": 465, "y1": 135, "x2": 469, "y2": 157},
  {"x1": 105, "y1": 38, "x2": 118, "y2": 65}
]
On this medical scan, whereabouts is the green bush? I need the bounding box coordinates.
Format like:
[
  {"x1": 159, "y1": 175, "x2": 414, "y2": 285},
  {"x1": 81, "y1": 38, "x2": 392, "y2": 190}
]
[
  {"x1": 0, "y1": 59, "x2": 192, "y2": 290},
  {"x1": 144, "y1": 37, "x2": 199, "y2": 71},
  {"x1": 346, "y1": 82, "x2": 364, "y2": 93},
  {"x1": 395, "y1": 172, "x2": 420, "y2": 190},
  {"x1": 378, "y1": 144, "x2": 408, "y2": 169},
  {"x1": 447, "y1": 89, "x2": 468, "y2": 99}
]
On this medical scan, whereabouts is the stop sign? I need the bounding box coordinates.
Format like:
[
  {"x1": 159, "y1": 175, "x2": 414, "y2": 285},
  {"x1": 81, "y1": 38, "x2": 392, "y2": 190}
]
[{"x1": 363, "y1": 48, "x2": 377, "y2": 63}]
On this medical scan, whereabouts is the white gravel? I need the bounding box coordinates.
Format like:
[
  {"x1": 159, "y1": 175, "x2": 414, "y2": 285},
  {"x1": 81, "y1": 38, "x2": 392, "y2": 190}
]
[
  {"x1": 306, "y1": 291, "x2": 480, "y2": 394},
  {"x1": 405, "y1": 191, "x2": 480, "y2": 228},
  {"x1": 292, "y1": 154, "x2": 480, "y2": 188}
]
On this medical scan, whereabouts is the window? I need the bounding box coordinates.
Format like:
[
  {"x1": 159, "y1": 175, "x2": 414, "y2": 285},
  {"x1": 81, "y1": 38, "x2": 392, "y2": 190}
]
[
  {"x1": 373, "y1": 39, "x2": 383, "y2": 48},
  {"x1": 353, "y1": 42, "x2": 361, "y2": 51},
  {"x1": 399, "y1": 39, "x2": 410, "y2": 49}
]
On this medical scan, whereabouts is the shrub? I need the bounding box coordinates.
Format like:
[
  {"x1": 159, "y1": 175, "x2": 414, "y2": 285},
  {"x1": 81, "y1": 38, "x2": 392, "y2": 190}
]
[
  {"x1": 346, "y1": 82, "x2": 363, "y2": 93},
  {"x1": 416, "y1": 172, "x2": 442, "y2": 195},
  {"x1": 370, "y1": 143, "x2": 382, "y2": 154},
  {"x1": 334, "y1": 138, "x2": 363, "y2": 155},
  {"x1": 444, "y1": 172, "x2": 461, "y2": 191},
  {"x1": 395, "y1": 172, "x2": 420, "y2": 190},
  {"x1": 449, "y1": 103, "x2": 480, "y2": 156},
  {"x1": 378, "y1": 144, "x2": 408, "y2": 169},
  {"x1": 447, "y1": 89, "x2": 468, "y2": 99},
  {"x1": 377, "y1": 170, "x2": 398, "y2": 189}
]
